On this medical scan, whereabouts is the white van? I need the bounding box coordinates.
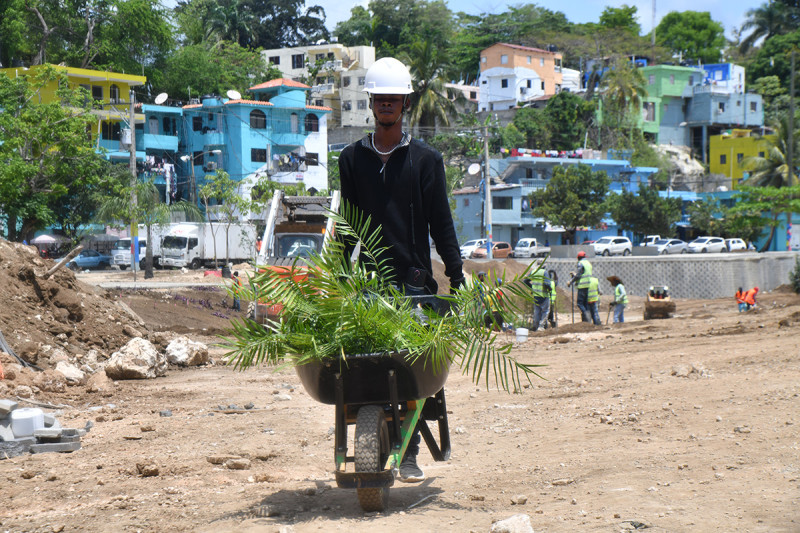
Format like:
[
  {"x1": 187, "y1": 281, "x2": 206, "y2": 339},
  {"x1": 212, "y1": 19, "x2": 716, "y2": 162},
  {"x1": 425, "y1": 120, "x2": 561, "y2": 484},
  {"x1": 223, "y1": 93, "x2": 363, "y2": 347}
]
[{"x1": 112, "y1": 238, "x2": 149, "y2": 270}]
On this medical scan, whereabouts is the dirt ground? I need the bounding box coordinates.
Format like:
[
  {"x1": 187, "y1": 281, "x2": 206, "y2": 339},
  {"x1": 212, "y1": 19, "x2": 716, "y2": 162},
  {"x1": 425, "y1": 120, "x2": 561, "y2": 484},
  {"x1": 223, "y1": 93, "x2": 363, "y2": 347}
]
[{"x1": 1, "y1": 244, "x2": 799, "y2": 532}]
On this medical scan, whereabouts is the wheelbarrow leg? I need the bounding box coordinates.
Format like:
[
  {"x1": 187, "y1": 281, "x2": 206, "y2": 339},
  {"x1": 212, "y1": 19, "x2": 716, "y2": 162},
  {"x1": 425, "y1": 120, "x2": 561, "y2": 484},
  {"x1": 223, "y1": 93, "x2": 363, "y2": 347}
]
[{"x1": 334, "y1": 373, "x2": 347, "y2": 469}]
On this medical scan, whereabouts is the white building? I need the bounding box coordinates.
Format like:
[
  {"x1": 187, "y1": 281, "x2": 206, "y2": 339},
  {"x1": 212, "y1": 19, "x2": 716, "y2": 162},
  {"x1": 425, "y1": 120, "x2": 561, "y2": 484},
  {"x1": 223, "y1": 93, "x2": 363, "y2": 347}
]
[{"x1": 261, "y1": 43, "x2": 376, "y2": 129}]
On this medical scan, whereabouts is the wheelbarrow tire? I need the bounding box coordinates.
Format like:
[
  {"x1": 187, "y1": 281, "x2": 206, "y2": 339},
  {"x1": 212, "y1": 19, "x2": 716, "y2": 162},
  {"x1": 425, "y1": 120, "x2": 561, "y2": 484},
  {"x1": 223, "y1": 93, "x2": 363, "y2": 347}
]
[{"x1": 354, "y1": 405, "x2": 390, "y2": 512}]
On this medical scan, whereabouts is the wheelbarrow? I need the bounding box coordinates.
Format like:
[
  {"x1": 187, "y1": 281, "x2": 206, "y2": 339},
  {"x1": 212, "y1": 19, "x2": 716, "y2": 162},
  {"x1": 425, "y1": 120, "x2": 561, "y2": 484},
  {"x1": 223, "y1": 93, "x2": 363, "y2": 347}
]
[{"x1": 294, "y1": 295, "x2": 452, "y2": 512}]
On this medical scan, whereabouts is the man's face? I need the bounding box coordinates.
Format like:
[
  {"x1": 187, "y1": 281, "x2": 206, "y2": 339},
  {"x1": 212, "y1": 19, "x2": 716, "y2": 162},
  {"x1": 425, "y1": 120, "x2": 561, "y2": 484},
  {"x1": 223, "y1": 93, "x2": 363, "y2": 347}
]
[{"x1": 371, "y1": 94, "x2": 405, "y2": 127}]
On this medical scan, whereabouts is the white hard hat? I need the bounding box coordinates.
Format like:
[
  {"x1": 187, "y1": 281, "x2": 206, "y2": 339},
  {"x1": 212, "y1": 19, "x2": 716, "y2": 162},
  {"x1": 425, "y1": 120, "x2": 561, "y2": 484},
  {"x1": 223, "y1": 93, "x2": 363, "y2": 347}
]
[{"x1": 363, "y1": 57, "x2": 413, "y2": 95}]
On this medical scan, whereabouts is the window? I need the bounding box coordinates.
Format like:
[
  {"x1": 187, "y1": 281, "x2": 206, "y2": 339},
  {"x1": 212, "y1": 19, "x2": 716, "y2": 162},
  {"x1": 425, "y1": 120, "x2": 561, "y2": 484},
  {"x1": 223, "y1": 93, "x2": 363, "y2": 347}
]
[
  {"x1": 101, "y1": 121, "x2": 121, "y2": 140},
  {"x1": 92, "y1": 85, "x2": 103, "y2": 101},
  {"x1": 305, "y1": 152, "x2": 319, "y2": 166},
  {"x1": 643, "y1": 102, "x2": 655, "y2": 122},
  {"x1": 163, "y1": 117, "x2": 175, "y2": 135},
  {"x1": 304, "y1": 114, "x2": 319, "y2": 132},
  {"x1": 527, "y1": 56, "x2": 531, "y2": 64},
  {"x1": 540, "y1": 58, "x2": 544, "y2": 66},
  {"x1": 718, "y1": 102, "x2": 726, "y2": 113},
  {"x1": 249, "y1": 109, "x2": 266, "y2": 129},
  {"x1": 649, "y1": 75, "x2": 655, "y2": 84},
  {"x1": 469, "y1": 91, "x2": 477, "y2": 99},
  {"x1": 481, "y1": 56, "x2": 486, "y2": 63},
  {"x1": 758, "y1": 151, "x2": 764, "y2": 157},
  {"x1": 526, "y1": 80, "x2": 531, "y2": 88},
  {"x1": 110, "y1": 84, "x2": 120, "y2": 103},
  {"x1": 292, "y1": 53, "x2": 304, "y2": 69},
  {"x1": 192, "y1": 116, "x2": 202, "y2": 131},
  {"x1": 251, "y1": 148, "x2": 267, "y2": 162},
  {"x1": 315, "y1": 53, "x2": 325, "y2": 61},
  {"x1": 541, "y1": 81, "x2": 545, "y2": 90},
  {"x1": 481, "y1": 79, "x2": 487, "y2": 85},
  {"x1": 501, "y1": 54, "x2": 508, "y2": 64},
  {"x1": 342, "y1": 76, "x2": 351, "y2": 87},
  {"x1": 193, "y1": 151, "x2": 203, "y2": 165},
  {"x1": 268, "y1": 56, "x2": 280, "y2": 65},
  {"x1": 737, "y1": 153, "x2": 743, "y2": 163},
  {"x1": 720, "y1": 154, "x2": 727, "y2": 164},
  {"x1": 737, "y1": 99, "x2": 741, "y2": 106},
  {"x1": 358, "y1": 76, "x2": 365, "y2": 86},
  {"x1": 314, "y1": 99, "x2": 323, "y2": 106},
  {"x1": 148, "y1": 116, "x2": 158, "y2": 134},
  {"x1": 492, "y1": 197, "x2": 512, "y2": 210},
  {"x1": 750, "y1": 101, "x2": 757, "y2": 112},
  {"x1": 357, "y1": 100, "x2": 367, "y2": 110},
  {"x1": 501, "y1": 79, "x2": 508, "y2": 88},
  {"x1": 463, "y1": 198, "x2": 470, "y2": 207},
  {"x1": 669, "y1": 75, "x2": 675, "y2": 84},
  {"x1": 689, "y1": 76, "x2": 694, "y2": 85},
  {"x1": 291, "y1": 113, "x2": 298, "y2": 133},
  {"x1": 343, "y1": 101, "x2": 352, "y2": 111}
]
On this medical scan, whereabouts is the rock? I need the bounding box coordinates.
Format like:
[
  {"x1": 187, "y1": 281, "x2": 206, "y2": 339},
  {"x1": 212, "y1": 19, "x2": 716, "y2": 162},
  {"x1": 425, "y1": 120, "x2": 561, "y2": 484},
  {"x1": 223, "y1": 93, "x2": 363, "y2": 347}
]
[
  {"x1": 14, "y1": 385, "x2": 34, "y2": 398},
  {"x1": 511, "y1": 494, "x2": 528, "y2": 505},
  {"x1": 490, "y1": 514, "x2": 534, "y2": 533},
  {"x1": 104, "y1": 338, "x2": 167, "y2": 379},
  {"x1": 54, "y1": 361, "x2": 86, "y2": 384},
  {"x1": 274, "y1": 394, "x2": 292, "y2": 401},
  {"x1": 165, "y1": 337, "x2": 210, "y2": 366},
  {"x1": 47, "y1": 347, "x2": 71, "y2": 366},
  {"x1": 122, "y1": 324, "x2": 143, "y2": 338},
  {"x1": 225, "y1": 458, "x2": 251, "y2": 470},
  {"x1": 733, "y1": 426, "x2": 751, "y2": 434},
  {"x1": 671, "y1": 364, "x2": 691, "y2": 378},
  {"x1": 136, "y1": 463, "x2": 159, "y2": 477},
  {"x1": 159, "y1": 410, "x2": 172, "y2": 417},
  {"x1": 32, "y1": 369, "x2": 67, "y2": 393},
  {"x1": 86, "y1": 372, "x2": 115, "y2": 394},
  {"x1": 207, "y1": 454, "x2": 241, "y2": 465}
]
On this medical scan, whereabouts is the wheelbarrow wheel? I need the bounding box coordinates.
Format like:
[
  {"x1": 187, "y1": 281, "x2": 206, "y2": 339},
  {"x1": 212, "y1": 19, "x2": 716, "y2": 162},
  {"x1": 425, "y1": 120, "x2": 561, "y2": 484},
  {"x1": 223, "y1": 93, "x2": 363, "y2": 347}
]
[{"x1": 354, "y1": 405, "x2": 390, "y2": 512}]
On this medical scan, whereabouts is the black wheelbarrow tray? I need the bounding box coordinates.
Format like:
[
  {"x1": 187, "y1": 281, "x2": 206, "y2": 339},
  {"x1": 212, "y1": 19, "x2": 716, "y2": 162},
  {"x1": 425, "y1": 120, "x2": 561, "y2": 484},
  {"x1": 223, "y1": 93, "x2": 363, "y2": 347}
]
[{"x1": 295, "y1": 348, "x2": 452, "y2": 512}]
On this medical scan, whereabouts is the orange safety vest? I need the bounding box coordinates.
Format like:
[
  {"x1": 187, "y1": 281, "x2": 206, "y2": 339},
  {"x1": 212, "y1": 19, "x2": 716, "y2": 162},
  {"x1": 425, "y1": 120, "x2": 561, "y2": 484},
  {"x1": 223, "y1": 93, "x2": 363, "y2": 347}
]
[
  {"x1": 232, "y1": 276, "x2": 242, "y2": 294},
  {"x1": 735, "y1": 290, "x2": 745, "y2": 304},
  {"x1": 744, "y1": 289, "x2": 757, "y2": 305}
]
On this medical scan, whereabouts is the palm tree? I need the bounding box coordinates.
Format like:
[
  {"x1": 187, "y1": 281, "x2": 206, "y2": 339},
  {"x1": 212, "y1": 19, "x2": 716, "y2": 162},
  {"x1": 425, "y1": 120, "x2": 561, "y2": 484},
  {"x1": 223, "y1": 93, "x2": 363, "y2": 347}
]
[
  {"x1": 204, "y1": 0, "x2": 257, "y2": 48},
  {"x1": 739, "y1": 1, "x2": 798, "y2": 53},
  {"x1": 599, "y1": 59, "x2": 648, "y2": 146},
  {"x1": 741, "y1": 115, "x2": 800, "y2": 250},
  {"x1": 399, "y1": 39, "x2": 458, "y2": 141},
  {"x1": 95, "y1": 179, "x2": 202, "y2": 279}
]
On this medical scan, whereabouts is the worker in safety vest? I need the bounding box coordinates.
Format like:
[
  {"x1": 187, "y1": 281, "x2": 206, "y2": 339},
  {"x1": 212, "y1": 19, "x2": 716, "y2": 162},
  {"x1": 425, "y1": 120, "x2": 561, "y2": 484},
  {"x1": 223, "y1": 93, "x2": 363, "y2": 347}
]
[
  {"x1": 607, "y1": 275, "x2": 628, "y2": 323},
  {"x1": 527, "y1": 270, "x2": 552, "y2": 331},
  {"x1": 231, "y1": 271, "x2": 242, "y2": 311},
  {"x1": 567, "y1": 251, "x2": 593, "y2": 323},
  {"x1": 744, "y1": 286, "x2": 759, "y2": 311},
  {"x1": 546, "y1": 269, "x2": 558, "y2": 328},
  {"x1": 735, "y1": 287, "x2": 746, "y2": 312},
  {"x1": 587, "y1": 276, "x2": 602, "y2": 325}
]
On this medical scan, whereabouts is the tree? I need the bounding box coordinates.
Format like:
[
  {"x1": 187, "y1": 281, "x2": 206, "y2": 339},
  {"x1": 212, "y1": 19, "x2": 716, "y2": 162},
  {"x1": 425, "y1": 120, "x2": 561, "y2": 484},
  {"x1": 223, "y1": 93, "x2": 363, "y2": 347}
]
[
  {"x1": 160, "y1": 41, "x2": 281, "y2": 101},
  {"x1": 605, "y1": 184, "x2": 682, "y2": 237},
  {"x1": 747, "y1": 30, "x2": 800, "y2": 90},
  {"x1": 530, "y1": 164, "x2": 611, "y2": 244},
  {"x1": 739, "y1": 0, "x2": 799, "y2": 53},
  {"x1": 0, "y1": 67, "x2": 106, "y2": 241},
  {"x1": 369, "y1": 0, "x2": 454, "y2": 57},
  {"x1": 511, "y1": 107, "x2": 552, "y2": 150},
  {"x1": 198, "y1": 170, "x2": 253, "y2": 268},
  {"x1": 400, "y1": 39, "x2": 457, "y2": 140},
  {"x1": 685, "y1": 198, "x2": 724, "y2": 236},
  {"x1": 94, "y1": 178, "x2": 202, "y2": 278},
  {"x1": 596, "y1": 59, "x2": 648, "y2": 148},
  {"x1": 332, "y1": 6, "x2": 373, "y2": 46},
  {"x1": 203, "y1": 0, "x2": 258, "y2": 48},
  {"x1": 543, "y1": 91, "x2": 595, "y2": 150},
  {"x1": 244, "y1": 0, "x2": 328, "y2": 49},
  {"x1": 656, "y1": 11, "x2": 726, "y2": 64},
  {"x1": 728, "y1": 185, "x2": 800, "y2": 251},
  {"x1": 742, "y1": 115, "x2": 799, "y2": 189},
  {"x1": 750, "y1": 76, "x2": 788, "y2": 123},
  {"x1": 599, "y1": 5, "x2": 641, "y2": 35}
]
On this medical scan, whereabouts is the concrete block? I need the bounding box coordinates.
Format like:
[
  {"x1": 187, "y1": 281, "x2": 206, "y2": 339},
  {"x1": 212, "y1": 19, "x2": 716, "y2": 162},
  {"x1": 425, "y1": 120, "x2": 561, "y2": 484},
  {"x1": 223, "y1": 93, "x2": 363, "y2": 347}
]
[
  {"x1": 34, "y1": 428, "x2": 63, "y2": 441},
  {"x1": 60, "y1": 428, "x2": 80, "y2": 437},
  {"x1": 29, "y1": 441, "x2": 81, "y2": 454},
  {"x1": 0, "y1": 419, "x2": 14, "y2": 442},
  {"x1": 0, "y1": 440, "x2": 30, "y2": 459},
  {"x1": 0, "y1": 400, "x2": 18, "y2": 416},
  {"x1": 57, "y1": 435, "x2": 81, "y2": 443},
  {"x1": 43, "y1": 413, "x2": 60, "y2": 428}
]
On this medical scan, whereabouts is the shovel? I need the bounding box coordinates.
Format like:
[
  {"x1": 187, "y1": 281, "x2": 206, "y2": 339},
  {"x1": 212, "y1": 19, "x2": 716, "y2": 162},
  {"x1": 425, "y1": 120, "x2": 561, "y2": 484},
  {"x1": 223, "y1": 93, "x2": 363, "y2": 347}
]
[{"x1": 606, "y1": 303, "x2": 613, "y2": 325}]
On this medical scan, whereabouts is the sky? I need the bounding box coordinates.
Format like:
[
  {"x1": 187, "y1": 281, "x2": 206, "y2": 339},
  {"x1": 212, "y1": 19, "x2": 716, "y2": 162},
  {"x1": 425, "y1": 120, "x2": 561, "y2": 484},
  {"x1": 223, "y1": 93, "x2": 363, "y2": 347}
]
[{"x1": 310, "y1": 0, "x2": 757, "y2": 39}]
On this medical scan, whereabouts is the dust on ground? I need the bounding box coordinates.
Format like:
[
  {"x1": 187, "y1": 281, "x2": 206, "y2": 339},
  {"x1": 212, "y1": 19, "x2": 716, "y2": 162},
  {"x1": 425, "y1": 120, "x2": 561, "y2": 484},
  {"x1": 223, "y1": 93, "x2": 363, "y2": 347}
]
[{"x1": 1, "y1": 243, "x2": 799, "y2": 532}]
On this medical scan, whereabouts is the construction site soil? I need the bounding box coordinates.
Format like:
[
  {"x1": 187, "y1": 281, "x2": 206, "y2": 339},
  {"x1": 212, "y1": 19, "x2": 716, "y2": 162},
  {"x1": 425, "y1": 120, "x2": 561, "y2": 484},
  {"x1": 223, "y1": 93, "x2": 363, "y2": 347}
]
[{"x1": 1, "y1": 239, "x2": 798, "y2": 532}]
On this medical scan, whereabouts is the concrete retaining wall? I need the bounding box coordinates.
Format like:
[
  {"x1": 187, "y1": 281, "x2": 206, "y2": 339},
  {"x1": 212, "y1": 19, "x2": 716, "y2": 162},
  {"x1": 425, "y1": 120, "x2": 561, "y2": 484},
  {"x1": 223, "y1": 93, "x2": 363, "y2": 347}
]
[{"x1": 521, "y1": 252, "x2": 799, "y2": 299}]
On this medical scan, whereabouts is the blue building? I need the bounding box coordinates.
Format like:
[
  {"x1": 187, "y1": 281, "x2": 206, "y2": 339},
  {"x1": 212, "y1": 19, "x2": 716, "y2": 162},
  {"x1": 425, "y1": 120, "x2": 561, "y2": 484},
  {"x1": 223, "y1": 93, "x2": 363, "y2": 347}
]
[{"x1": 453, "y1": 153, "x2": 659, "y2": 245}]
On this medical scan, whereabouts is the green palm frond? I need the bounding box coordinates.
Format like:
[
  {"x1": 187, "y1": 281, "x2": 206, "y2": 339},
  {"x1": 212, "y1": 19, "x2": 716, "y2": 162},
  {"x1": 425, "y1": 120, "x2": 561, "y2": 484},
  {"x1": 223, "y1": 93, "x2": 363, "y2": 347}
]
[{"x1": 222, "y1": 207, "x2": 546, "y2": 392}]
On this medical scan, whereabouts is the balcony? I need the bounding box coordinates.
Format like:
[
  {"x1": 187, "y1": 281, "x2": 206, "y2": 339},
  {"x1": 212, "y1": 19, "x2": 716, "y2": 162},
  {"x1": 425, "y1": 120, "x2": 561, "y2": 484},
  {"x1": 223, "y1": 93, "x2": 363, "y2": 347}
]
[
  {"x1": 141, "y1": 133, "x2": 179, "y2": 152},
  {"x1": 321, "y1": 60, "x2": 343, "y2": 71},
  {"x1": 311, "y1": 83, "x2": 336, "y2": 96},
  {"x1": 202, "y1": 131, "x2": 225, "y2": 147}
]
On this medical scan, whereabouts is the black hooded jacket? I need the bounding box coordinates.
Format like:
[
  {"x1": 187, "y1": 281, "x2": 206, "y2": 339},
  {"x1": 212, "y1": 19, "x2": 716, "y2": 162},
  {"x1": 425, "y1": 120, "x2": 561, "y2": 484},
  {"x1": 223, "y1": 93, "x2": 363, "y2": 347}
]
[{"x1": 339, "y1": 133, "x2": 464, "y2": 293}]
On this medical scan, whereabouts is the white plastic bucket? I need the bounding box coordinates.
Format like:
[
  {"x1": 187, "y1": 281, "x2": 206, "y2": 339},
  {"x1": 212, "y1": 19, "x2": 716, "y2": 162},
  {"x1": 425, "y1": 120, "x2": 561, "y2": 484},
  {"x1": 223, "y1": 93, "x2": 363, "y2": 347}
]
[
  {"x1": 515, "y1": 327, "x2": 529, "y2": 343},
  {"x1": 10, "y1": 407, "x2": 45, "y2": 437}
]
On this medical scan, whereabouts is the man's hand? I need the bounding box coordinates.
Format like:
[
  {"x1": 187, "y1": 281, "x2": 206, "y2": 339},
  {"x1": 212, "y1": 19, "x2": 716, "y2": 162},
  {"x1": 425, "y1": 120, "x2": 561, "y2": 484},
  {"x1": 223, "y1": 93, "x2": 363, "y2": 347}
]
[
  {"x1": 450, "y1": 276, "x2": 465, "y2": 295},
  {"x1": 608, "y1": 301, "x2": 615, "y2": 308}
]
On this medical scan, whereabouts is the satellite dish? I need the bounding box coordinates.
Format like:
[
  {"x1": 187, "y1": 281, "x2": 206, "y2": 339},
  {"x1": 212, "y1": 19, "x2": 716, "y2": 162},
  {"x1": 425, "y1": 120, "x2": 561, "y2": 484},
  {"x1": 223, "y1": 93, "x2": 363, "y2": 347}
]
[
  {"x1": 468, "y1": 163, "x2": 481, "y2": 175},
  {"x1": 154, "y1": 92, "x2": 168, "y2": 105},
  {"x1": 226, "y1": 89, "x2": 242, "y2": 100}
]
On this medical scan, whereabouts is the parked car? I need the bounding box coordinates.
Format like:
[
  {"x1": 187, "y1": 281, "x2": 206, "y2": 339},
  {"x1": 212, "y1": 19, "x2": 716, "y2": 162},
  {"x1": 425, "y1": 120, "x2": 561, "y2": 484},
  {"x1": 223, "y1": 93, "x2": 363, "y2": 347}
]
[
  {"x1": 593, "y1": 236, "x2": 632, "y2": 256},
  {"x1": 725, "y1": 238, "x2": 747, "y2": 252},
  {"x1": 640, "y1": 235, "x2": 661, "y2": 247},
  {"x1": 471, "y1": 241, "x2": 512, "y2": 259},
  {"x1": 654, "y1": 238, "x2": 688, "y2": 255},
  {"x1": 581, "y1": 239, "x2": 596, "y2": 244},
  {"x1": 66, "y1": 249, "x2": 112, "y2": 270},
  {"x1": 460, "y1": 238, "x2": 487, "y2": 259},
  {"x1": 512, "y1": 238, "x2": 551, "y2": 258},
  {"x1": 687, "y1": 236, "x2": 726, "y2": 253}
]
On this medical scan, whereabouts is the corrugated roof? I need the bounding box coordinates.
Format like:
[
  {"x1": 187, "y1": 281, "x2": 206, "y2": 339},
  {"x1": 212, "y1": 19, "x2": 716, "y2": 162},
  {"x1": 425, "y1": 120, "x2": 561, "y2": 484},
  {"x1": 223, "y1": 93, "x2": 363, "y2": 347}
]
[
  {"x1": 495, "y1": 42, "x2": 555, "y2": 55},
  {"x1": 249, "y1": 78, "x2": 310, "y2": 90}
]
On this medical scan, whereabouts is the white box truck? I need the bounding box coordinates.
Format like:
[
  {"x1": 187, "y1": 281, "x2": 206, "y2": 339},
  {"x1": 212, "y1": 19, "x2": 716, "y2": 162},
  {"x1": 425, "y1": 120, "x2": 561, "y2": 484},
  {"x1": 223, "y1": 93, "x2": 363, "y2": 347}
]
[
  {"x1": 111, "y1": 224, "x2": 168, "y2": 270},
  {"x1": 160, "y1": 222, "x2": 257, "y2": 269}
]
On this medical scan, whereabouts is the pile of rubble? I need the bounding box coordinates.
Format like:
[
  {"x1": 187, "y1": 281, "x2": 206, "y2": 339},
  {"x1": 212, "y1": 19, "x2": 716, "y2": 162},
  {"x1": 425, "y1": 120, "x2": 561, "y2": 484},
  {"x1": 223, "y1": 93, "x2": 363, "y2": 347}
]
[{"x1": 0, "y1": 399, "x2": 88, "y2": 459}]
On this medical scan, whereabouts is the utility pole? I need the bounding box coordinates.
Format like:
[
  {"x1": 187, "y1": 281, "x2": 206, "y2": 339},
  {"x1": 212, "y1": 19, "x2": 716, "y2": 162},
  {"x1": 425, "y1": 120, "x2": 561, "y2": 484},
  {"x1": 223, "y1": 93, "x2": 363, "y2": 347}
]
[
  {"x1": 787, "y1": 48, "x2": 796, "y2": 251},
  {"x1": 484, "y1": 124, "x2": 493, "y2": 259},
  {"x1": 129, "y1": 89, "x2": 138, "y2": 282}
]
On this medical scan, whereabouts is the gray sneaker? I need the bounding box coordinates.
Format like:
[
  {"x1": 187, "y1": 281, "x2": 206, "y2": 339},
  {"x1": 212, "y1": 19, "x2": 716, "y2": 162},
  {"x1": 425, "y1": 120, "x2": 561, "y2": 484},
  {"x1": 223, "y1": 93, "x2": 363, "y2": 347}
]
[{"x1": 399, "y1": 454, "x2": 425, "y2": 483}]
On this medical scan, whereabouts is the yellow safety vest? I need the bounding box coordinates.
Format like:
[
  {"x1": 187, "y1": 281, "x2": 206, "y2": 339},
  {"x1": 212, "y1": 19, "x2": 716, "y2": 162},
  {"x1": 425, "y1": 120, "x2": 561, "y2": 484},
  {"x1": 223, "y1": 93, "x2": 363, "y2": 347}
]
[
  {"x1": 577, "y1": 259, "x2": 592, "y2": 289},
  {"x1": 587, "y1": 277, "x2": 599, "y2": 303}
]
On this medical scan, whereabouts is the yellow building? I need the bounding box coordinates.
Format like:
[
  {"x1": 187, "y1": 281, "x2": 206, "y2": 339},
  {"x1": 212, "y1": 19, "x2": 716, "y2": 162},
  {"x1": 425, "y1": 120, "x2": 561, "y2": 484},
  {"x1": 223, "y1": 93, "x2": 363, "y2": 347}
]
[
  {"x1": 708, "y1": 129, "x2": 774, "y2": 189},
  {"x1": 1, "y1": 65, "x2": 147, "y2": 157}
]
